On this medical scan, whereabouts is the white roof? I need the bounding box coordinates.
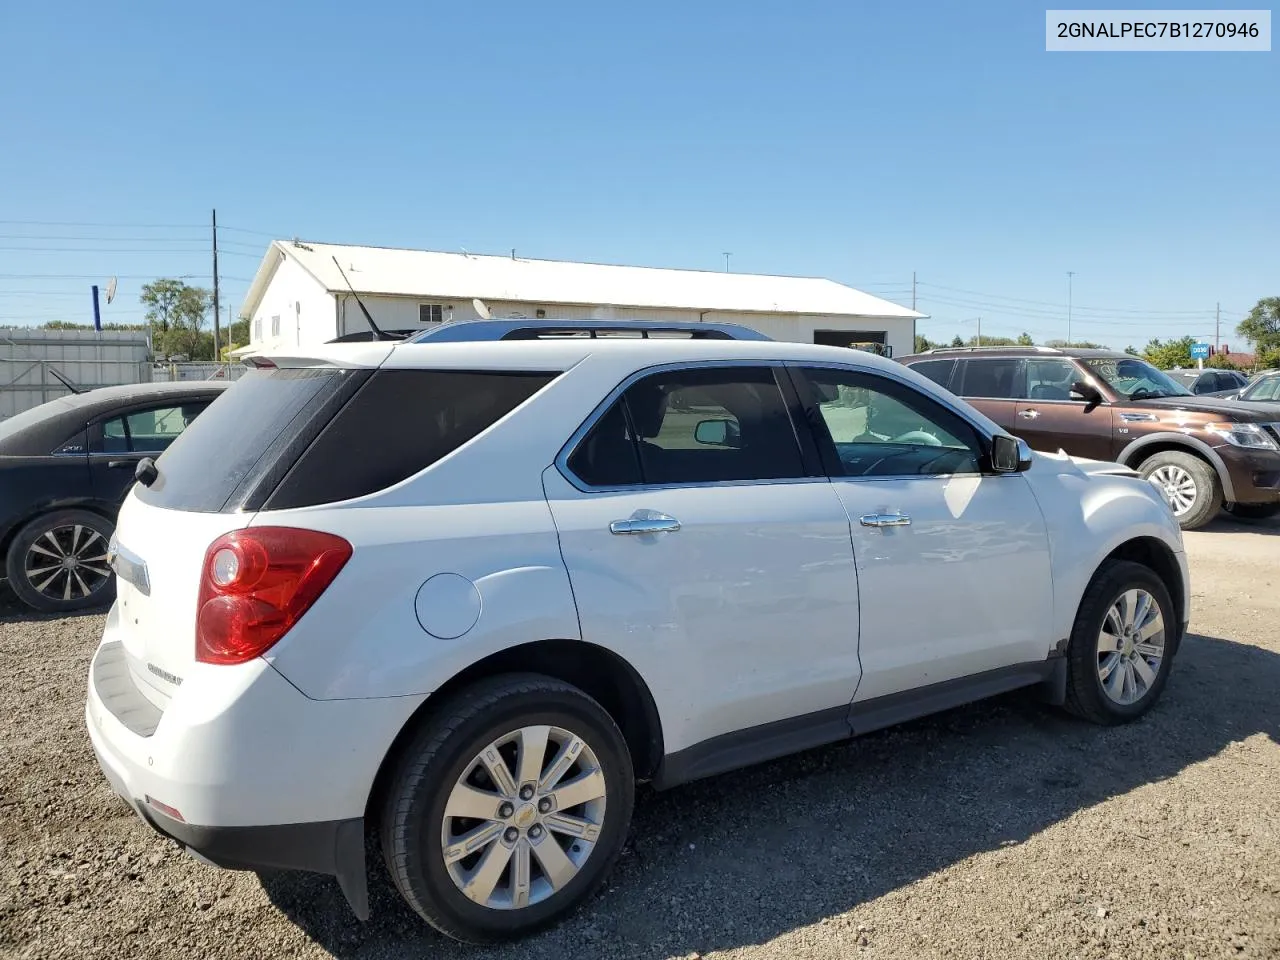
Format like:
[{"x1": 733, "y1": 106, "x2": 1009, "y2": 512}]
[{"x1": 241, "y1": 241, "x2": 922, "y2": 321}]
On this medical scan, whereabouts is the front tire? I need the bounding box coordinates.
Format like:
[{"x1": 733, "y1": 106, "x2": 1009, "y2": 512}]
[
  {"x1": 1064, "y1": 560, "x2": 1177, "y2": 725},
  {"x1": 379, "y1": 674, "x2": 634, "y2": 944},
  {"x1": 4, "y1": 509, "x2": 115, "y2": 613},
  {"x1": 1137, "y1": 450, "x2": 1220, "y2": 530}
]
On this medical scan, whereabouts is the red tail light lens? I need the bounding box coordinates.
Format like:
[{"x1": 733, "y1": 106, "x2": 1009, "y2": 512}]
[{"x1": 196, "y1": 527, "x2": 352, "y2": 665}]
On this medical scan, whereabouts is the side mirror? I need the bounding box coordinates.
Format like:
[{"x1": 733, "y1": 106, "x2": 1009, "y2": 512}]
[
  {"x1": 991, "y1": 435, "x2": 1033, "y2": 473},
  {"x1": 694, "y1": 418, "x2": 740, "y2": 447},
  {"x1": 1069, "y1": 380, "x2": 1103, "y2": 404}
]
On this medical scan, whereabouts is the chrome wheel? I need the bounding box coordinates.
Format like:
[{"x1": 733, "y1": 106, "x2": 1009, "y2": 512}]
[
  {"x1": 1097, "y1": 588, "x2": 1166, "y2": 705},
  {"x1": 1147, "y1": 464, "x2": 1197, "y2": 516},
  {"x1": 23, "y1": 523, "x2": 111, "y2": 602},
  {"x1": 441, "y1": 725, "x2": 607, "y2": 910}
]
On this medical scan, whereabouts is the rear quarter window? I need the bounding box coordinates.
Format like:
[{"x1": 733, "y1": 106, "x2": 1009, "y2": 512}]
[{"x1": 904, "y1": 358, "x2": 956, "y2": 389}]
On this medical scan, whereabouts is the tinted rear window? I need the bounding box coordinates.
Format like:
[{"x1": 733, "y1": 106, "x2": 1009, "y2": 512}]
[
  {"x1": 905, "y1": 358, "x2": 956, "y2": 389},
  {"x1": 136, "y1": 367, "x2": 361, "y2": 512},
  {"x1": 264, "y1": 370, "x2": 557, "y2": 509},
  {"x1": 957, "y1": 359, "x2": 1025, "y2": 399}
]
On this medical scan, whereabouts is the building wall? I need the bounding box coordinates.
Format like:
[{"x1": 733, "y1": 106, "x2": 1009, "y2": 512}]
[
  {"x1": 248, "y1": 255, "x2": 336, "y2": 350},
  {"x1": 330, "y1": 292, "x2": 915, "y2": 356}
]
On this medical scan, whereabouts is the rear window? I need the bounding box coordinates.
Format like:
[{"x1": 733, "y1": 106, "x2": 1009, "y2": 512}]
[
  {"x1": 957, "y1": 358, "x2": 1025, "y2": 399},
  {"x1": 136, "y1": 367, "x2": 359, "y2": 512},
  {"x1": 905, "y1": 358, "x2": 956, "y2": 389},
  {"x1": 265, "y1": 369, "x2": 557, "y2": 509}
]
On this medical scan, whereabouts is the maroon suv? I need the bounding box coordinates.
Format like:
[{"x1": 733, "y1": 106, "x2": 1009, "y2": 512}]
[{"x1": 898, "y1": 346, "x2": 1280, "y2": 530}]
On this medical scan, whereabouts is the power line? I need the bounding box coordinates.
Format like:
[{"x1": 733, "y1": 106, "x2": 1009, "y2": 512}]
[
  {"x1": 0, "y1": 219, "x2": 204, "y2": 229},
  {"x1": 917, "y1": 294, "x2": 1214, "y2": 326},
  {"x1": 917, "y1": 280, "x2": 1217, "y2": 317}
]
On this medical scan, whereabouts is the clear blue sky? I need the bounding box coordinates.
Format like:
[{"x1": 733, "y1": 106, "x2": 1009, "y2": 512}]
[{"x1": 1, "y1": 0, "x2": 1275, "y2": 349}]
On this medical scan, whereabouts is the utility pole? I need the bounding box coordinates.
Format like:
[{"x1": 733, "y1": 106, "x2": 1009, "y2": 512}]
[
  {"x1": 1066, "y1": 271, "x2": 1075, "y2": 346},
  {"x1": 911, "y1": 271, "x2": 917, "y2": 311},
  {"x1": 1215, "y1": 302, "x2": 1221, "y2": 352},
  {"x1": 977, "y1": 316, "x2": 982, "y2": 347},
  {"x1": 723, "y1": 252, "x2": 732, "y2": 272},
  {"x1": 212, "y1": 208, "x2": 221, "y2": 363}
]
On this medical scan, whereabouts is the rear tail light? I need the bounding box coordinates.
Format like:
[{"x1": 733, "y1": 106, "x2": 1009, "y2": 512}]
[{"x1": 196, "y1": 527, "x2": 352, "y2": 665}]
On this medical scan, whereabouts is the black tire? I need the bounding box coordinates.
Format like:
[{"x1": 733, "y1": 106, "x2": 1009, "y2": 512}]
[
  {"x1": 1063, "y1": 560, "x2": 1178, "y2": 725},
  {"x1": 4, "y1": 509, "x2": 116, "y2": 613},
  {"x1": 379, "y1": 673, "x2": 634, "y2": 944},
  {"x1": 1222, "y1": 501, "x2": 1280, "y2": 521},
  {"x1": 1136, "y1": 450, "x2": 1220, "y2": 531}
]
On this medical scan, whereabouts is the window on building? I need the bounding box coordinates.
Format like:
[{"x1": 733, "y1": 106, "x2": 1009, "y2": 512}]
[
  {"x1": 419, "y1": 304, "x2": 444, "y2": 324},
  {"x1": 270, "y1": 315, "x2": 281, "y2": 337},
  {"x1": 253, "y1": 318, "x2": 262, "y2": 342}
]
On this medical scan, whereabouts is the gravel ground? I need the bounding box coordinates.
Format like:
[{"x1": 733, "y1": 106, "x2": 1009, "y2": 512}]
[{"x1": 2, "y1": 517, "x2": 1278, "y2": 960}]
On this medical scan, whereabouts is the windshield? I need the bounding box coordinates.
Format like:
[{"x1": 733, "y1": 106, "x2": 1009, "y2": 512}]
[
  {"x1": 1241, "y1": 375, "x2": 1280, "y2": 402},
  {"x1": 1080, "y1": 357, "x2": 1195, "y2": 400}
]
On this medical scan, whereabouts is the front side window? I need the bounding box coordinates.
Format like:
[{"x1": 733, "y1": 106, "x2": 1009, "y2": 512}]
[
  {"x1": 1025, "y1": 359, "x2": 1082, "y2": 401},
  {"x1": 957, "y1": 358, "x2": 1025, "y2": 399},
  {"x1": 568, "y1": 366, "x2": 806, "y2": 487},
  {"x1": 1081, "y1": 357, "x2": 1193, "y2": 400},
  {"x1": 100, "y1": 403, "x2": 210, "y2": 454},
  {"x1": 798, "y1": 368, "x2": 982, "y2": 478}
]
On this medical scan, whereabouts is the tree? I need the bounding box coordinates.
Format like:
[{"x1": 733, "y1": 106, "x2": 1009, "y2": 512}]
[
  {"x1": 141, "y1": 279, "x2": 212, "y2": 359},
  {"x1": 1124, "y1": 345, "x2": 1140, "y2": 356},
  {"x1": 1257, "y1": 345, "x2": 1280, "y2": 370},
  {"x1": 1205, "y1": 352, "x2": 1241, "y2": 371},
  {"x1": 1141, "y1": 336, "x2": 1196, "y2": 369},
  {"x1": 1044, "y1": 339, "x2": 1107, "y2": 349},
  {"x1": 1016, "y1": 332, "x2": 1034, "y2": 346},
  {"x1": 1236, "y1": 297, "x2": 1280, "y2": 352},
  {"x1": 950, "y1": 335, "x2": 965, "y2": 347},
  {"x1": 961, "y1": 335, "x2": 1020, "y2": 347},
  {"x1": 914, "y1": 334, "x2": 934, "y2": 353}
]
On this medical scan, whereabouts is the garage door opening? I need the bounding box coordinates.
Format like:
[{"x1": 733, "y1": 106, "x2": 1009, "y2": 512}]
[{"x1": 813, "y1": 330, "x2": 892, "y2": 358}]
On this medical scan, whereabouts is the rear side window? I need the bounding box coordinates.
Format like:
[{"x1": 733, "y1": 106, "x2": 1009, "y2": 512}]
[
  {"x1": 957, "y1": 359, "x2": 1025, "y2": 399},
  {"x1": 136, "y1": 367, "x2": 363, "y2": 512},
  {"x1": 265, "y1": 370, "x2": 557, "y2": 509},
  {"x1": 101, "y1": 403, "x2": 210, "y2": 454},
  {"x1": 905, "y1": 358, "x2": 956, "y2": 389},
  {"x1": 567, "y1": 366, "x2": 806, "y2": 487}
]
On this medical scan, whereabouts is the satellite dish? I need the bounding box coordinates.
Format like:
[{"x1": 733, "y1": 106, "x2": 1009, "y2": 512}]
[
  {"x1": 472, "y1": 298, "x2": 492, "y2": 320},
  {"x1": 105, "y1": 277, "x2": 117, "y2": 304}
]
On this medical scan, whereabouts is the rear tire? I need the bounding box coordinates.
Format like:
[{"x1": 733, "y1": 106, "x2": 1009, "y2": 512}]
[
  {"x1": 1136, "y1": 450, "x2": 1220, "y2": 531},
  {"x1": 379, "y1": 674, "x2": 634, "y2": 944},
  {"x1": 1222, "y1": 501, "x2": 1280, "y2": 521},
  {"x1": 4, "y1": 509, "x2": 116, "y2": 613},
  {"x1": 1064, "y1": 560, "x2": 1177, "y2": 725}
]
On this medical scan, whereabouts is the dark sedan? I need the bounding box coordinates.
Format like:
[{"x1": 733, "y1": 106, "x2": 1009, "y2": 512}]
[{"x1": 0, "y1": 381, "x2": 227, "y2": 612}]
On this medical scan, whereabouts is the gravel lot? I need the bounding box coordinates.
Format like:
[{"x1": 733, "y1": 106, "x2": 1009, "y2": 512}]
[{"x1": 2, "y1": 517, "x2": 1278, "y2": 960}]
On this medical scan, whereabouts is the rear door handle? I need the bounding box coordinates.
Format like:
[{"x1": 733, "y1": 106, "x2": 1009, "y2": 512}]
[
  {"x1": 859, "y1": 513, "x2": 911, "y2": 528},
  {"x1": 1018, "y1": 409, "x2": 1040, "y2": 420},
  {"x1": 610, "y1": 514, "x2": 681, "y2": 535}
]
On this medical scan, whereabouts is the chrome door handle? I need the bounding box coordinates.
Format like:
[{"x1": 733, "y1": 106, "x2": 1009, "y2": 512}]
[
  {"x1": 1018, "y1": 409, "x2": 1040, "y2": 420},
  {"x1": 859, "y1": 513, "x2": 911, "y2": 528},
  {"x1": 610, "y1": 514, "x2": 681, "y2": 535}
]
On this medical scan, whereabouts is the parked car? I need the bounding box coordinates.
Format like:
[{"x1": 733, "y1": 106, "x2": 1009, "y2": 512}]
[
  {"x1": 0, "y1": 381, "x2": 227, "y2": 612},
  {"x1": 1165, "y1": 368, "x2": 1250, "y2": 398},
  {"x1": 1232, "y1": 370, "x2": 1280, "y2": 403},
  {"x1": 87, "y1": 334, "x2": 1188, "y2": 943},
  {"x1": 898, "y1": 346, "x2": 1280, "y2": 529}
]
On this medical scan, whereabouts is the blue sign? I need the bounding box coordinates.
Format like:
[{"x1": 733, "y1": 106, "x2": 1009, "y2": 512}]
[{"x1": 1190, "y1": 342, "x2": 1210, "y2": 360}]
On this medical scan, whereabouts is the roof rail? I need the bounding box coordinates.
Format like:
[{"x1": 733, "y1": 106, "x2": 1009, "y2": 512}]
[
  {"x1": 922, "y1": 345, "x2": 1062, "y2": 354},
  {"x1": 406, "y1": 318, "x2": 773, "y2": 343}
]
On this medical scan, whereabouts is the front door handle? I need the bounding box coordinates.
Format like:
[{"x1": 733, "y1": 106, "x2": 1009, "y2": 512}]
[
  {"x1": 1018, "y1": 409, "x2": 1040, "y2": 420},
  {"x1": 610, "y1": 514, "x2": 681, "y2": 535},
  {"x1": 859, "y1": 513, "x2": 911, "y2": 528}
]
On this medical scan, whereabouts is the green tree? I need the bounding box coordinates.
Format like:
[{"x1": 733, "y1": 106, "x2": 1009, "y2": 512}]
[
  {"x1": 1044, "y1": 339, "x2": 1107, "y2": 349},
  {"x1": 1141, "y1": 336, "x2": 1196, "y2": 369},
  {"x1": 950, "y1": 335, "x2": 965, "y2": 347},
  {"x1": 962, "y1": 335, "x2": 1020, "y2": 347},
  {"x1": 914, "y1": 333, "x2": 934, "y2": 353},
  {"x1": 1237, "y1": 297, "x2": 1280, "y2": 352},
  {"x1": 1016, "y1": 332, "x2": 1034, "y2": 346},
  {"x1": 142, "y1": 279, "x2": 212, "y2": 359},
  {"x1": 1205, "y1": 352, "x2": 1241, "y2": 371},
  {"x1": 1124, "y1": 345, "x2": 1140, "y2": 356},
  {"x1": 1257, "y1": 345, "x2": 1280, "y2": 370}
]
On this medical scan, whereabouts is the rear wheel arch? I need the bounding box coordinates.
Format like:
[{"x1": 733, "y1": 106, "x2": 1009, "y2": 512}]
[
  {"x1": 366, "y1": 639, "x2": 664, "y2": 828},
  {"x1": 0, "y1": 498, "x2": 116, "y2": 560}
]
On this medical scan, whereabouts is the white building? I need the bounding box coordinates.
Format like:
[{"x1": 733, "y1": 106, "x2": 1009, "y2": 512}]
[{"x1": 237, "y1": 241, "x2": 922, "y2": 356}]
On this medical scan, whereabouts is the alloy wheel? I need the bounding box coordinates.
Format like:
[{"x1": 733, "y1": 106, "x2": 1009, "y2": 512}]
[
  {"x1": 1097, "y1": 588, "x2": 1166, "y2": 705},
  {"x1": 23, "y1": 523, "x2": 111, "y2": 602},
  {"x1": 1147, "y1": 464, "x2": 1197, "y2": 516},
  {"x1": 440, "y1": 725, "x2": 607, "y2": 910}
]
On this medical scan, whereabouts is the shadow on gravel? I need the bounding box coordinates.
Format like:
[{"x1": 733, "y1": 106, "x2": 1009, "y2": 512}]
[
  {"x1": 261, "y1": 632, "x2": 1280, "y2": 959},
  {"x1": 1203, "y1": 513, "x2": 1280, "y2": 536}
]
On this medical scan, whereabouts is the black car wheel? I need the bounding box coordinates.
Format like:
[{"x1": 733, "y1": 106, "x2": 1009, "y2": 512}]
[{"x1": 5, "y1": 509, "x2": 116, "y2": 613}]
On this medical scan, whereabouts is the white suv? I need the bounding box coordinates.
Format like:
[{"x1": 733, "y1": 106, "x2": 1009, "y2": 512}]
[{"x1": 86, "y1": 331, "x2": 1189, "y2": 943}]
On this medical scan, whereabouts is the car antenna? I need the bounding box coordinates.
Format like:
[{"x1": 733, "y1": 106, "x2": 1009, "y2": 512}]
[
  {"x1": 331, "y1": 256, "x2": 396, "y2": 341},
  {"x1": 47, "y1": 366, "x2": 84, "y2": 394}
]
